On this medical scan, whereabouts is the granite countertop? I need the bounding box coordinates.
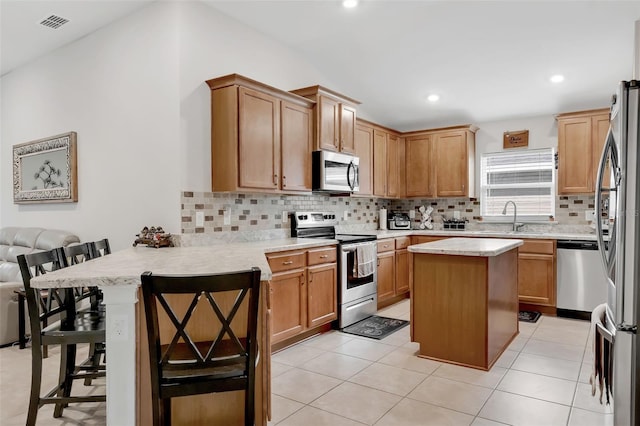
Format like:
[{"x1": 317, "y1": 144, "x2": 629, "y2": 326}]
[
  {"x1": 408, "y1": 237, "x2": 524, "y2": 257},
  {"x1": 30, "y1": 238, "x2": 338, "y2": 289},
  {"x1": 353, "y1": 229, "x2": 598, "y2": 241}
]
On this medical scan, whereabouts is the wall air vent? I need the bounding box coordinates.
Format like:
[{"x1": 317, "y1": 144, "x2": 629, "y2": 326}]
[{"x1": 39, "y1": 15, "x2": 69, "y2": 29}]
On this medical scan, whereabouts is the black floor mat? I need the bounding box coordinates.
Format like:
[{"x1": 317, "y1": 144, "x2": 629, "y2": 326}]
[
  {"x1": 341, "y1": 315, "x2": 409, "y2": 340},
  {"x1": 519, "y1": 310, "x2": 541, "y2": 323}
]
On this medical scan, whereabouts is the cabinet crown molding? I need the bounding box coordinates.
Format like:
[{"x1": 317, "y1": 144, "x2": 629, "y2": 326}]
[
  {"x1": 290, "y1": 85, "x2": 361, "y2": 106},
  {"x1": 555, "y1": 107, "x2": 610, "y2": 120},
  {"x1": 206, "y1": 73, "x2": 314, "y2": 107}
]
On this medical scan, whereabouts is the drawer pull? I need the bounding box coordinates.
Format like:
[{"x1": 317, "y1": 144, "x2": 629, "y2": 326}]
[
  {"x1": 383, "y1": 244, "x2": 389, "y2": 248},
  {"x1": 282, "y1": 260, "x2": 294, "y2": 265},
  {"x1": 319, "y1": 255, "x2": 328, "y2": 258}
]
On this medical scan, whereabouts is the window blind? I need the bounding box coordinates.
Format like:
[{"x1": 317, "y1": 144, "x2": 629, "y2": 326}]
[{"x1": 480, "y1": 148, "x2": 556, "y2": 219}]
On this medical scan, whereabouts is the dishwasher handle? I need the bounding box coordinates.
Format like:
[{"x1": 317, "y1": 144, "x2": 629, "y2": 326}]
[{"x1": 556, "y1": 240, "x2": 599, "y2": 250}]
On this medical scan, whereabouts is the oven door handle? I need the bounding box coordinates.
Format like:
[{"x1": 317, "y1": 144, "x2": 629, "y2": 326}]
[{"x1": 345, "y1": 297, "x2": 376, "y2": 312}]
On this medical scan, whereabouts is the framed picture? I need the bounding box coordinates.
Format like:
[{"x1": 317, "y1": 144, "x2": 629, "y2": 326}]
[{"x1": 13, "y1": 132, "x2": 78, "y2": 204}]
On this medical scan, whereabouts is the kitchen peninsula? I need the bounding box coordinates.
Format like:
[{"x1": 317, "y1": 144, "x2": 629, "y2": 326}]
[
  {"x1": 28, "y1": 238, "x2": 337, "y2": 426},
  {"x1": 408, "y1": 237, "x2": 523, "y2": 370}
]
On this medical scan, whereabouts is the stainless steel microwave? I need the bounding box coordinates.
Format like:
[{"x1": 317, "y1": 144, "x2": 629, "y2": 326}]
[{"x1": 312, "y1": 150, "x2": 360, "y2": 192}]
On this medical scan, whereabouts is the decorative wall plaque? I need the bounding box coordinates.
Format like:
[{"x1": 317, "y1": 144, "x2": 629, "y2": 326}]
[
  {"x1": 503, "y1": 130, "x2": 529, "y2": 149},
  {"x1": 13, "y1": 132, "x2": 78, "y2": 204}
]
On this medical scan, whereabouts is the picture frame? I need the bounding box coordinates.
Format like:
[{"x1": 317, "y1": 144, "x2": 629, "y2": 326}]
[{"x1": 13, "y1": 132, "x2": 78, "y2": 204}]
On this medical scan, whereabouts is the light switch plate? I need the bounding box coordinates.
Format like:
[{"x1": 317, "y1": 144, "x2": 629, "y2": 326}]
[
  {"x1": 223, "y1": 210, "x2": 231, "y2": 225},
  {"x1": 195, "y1": 211, "x2": 204, "y2": 227},
  {"x1": 585, "y1": 210, "x2": 595, "y2": 221},
  {"x1": 409, "y1": 210, "x2": 416, "y2": 219},
  {"x1": 282, "y1": 211, "x2": 288, "y2": 223},
  {"x1": 343, "y1": 211, "x2": 349, "y2": 221}
]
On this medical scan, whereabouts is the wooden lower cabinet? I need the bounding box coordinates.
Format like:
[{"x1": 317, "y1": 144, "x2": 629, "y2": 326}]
[
  {"x1": 307, "y1": 263, "x2": 338, "y2": 328},
  {"x1": 266, "y1": 245, "x2": 338, "y2": 346},
  {"x1": 270, "y1": 269, "x2": 306, "y2": 342},
  {"x1": 395, "y1": 249, "x2": 410, "y2": 294},
  {"x1": 377, "y1": 237, "x2": 413, "y2": 308},
  {"x1": 518, "y1": 239, "x2": 556, "y2": 309},
  {"x1": 377, "y1": 251, "x2": 396, "y2": 303}
]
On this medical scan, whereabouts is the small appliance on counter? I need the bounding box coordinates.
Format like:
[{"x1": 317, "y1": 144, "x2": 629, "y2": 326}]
[
  {"x1": 443, "y1": 218, "x2": 468, "y2": 230},
  {"x1": 388, "y1": 212, "x2": 411, "y2": 230}
]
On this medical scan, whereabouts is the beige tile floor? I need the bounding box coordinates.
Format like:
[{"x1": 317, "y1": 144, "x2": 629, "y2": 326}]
[
  {"x1": 269, "y1": 300, "x2": 613, "y2": 426},
  {"x1": 0, "y1": 299, "x2": 612, "y2": 425}
]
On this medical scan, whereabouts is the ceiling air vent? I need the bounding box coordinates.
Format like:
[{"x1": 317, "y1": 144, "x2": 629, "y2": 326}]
[{"x1": 39, "y1": 15, "x2": 69, "y2": 29}]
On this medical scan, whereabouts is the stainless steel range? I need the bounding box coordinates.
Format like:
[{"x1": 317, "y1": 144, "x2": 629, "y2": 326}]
[{"x1": 291, "y1": 212, "x2": 378, "y2": 328}]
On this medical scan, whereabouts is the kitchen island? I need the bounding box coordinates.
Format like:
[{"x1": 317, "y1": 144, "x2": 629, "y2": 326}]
[
  {"x1": 28, "y1": 238, "x2": 337, "y2": 426},
  {"x1": 408, "y1": 237, "x2": 523, "y2": 370}
]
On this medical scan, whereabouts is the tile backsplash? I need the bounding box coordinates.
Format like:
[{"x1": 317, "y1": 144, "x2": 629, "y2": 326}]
[{"x1": 180, "y1": 191, "x2": 597, "y2": 241}]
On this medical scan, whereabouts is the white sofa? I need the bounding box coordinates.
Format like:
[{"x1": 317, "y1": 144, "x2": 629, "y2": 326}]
[{"x1": 0, "y1": 227, "x2": 80, "y2": 346}]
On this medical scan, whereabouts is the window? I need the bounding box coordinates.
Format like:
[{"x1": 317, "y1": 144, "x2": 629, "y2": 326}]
[{"x1": 480, "y1": 148, "x2": 556, "y2": 221}]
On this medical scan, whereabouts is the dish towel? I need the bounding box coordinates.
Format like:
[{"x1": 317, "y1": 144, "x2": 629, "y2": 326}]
[
  {"x1": 354, "y1": 244, "x2": 376, "y2": 278},
  {"x1": 590, "y1": 303, "x2": 614, "y2": 405}
]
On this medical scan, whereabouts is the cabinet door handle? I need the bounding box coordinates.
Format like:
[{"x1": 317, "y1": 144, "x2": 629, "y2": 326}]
[
  {"x1": 282, "y1": 176, "x2": 287, "y2": 187},
  {"x1": 282, "y1": 260, "x2": 293, "y2": 265},
  {"x1": 273, "y1": 174, "x2": 278, "y2": 186}
]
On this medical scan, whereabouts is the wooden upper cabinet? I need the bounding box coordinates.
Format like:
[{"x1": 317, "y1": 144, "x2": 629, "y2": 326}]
[
  {"x1": 387, "y1": 134, "x2": 400, "y2": 198},
  {"x1": 206, "y1": 74, "x2": 314, "y2": 193},
  {"x1": 405, "y1": 135, "x2": 433, "y2": 197},
  {"x1": 281, "y1": 100, "x2": 313, "y2": 191},
  {"x1": 355, "y1": 124, "x2": 374, "y2": 196},
  {"x1": 238, "y1": 87, "x2": 280, "y2": 190},
  {"x1": 290, "y1": 86, "x2": 360, "y2": 154},
  {"x1": 434, "y1": 131, "x2": 472, "y2": 197},
  {"x1": 557, "y1": 108, "x2": 610, "y2": 194},
  {"x1": 373, "y1": 129, "x2": 388, "y2": 197},
  {"x1": 403, "y1": 125, "x2": 476, "y2": 198},
  {"x1": 340, "y1": 105, "x2": 357, "y2": 154},
  {"x1": 318, "y1": 95, "x2": 339, "y2": 151}
]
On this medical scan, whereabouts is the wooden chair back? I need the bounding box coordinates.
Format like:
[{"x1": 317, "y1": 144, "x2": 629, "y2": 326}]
[{"x1": 140, "y1": 267, "x2": 261, "y2": 426}]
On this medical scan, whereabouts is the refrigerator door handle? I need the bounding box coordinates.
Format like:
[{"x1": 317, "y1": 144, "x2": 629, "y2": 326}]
[{"x1": 594, "y1": 127, "x2": 617, "y2": 278}]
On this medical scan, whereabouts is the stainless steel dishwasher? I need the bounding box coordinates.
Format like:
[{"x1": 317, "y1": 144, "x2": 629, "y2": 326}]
[{"x1": 556, "y1": 239, "x2": 608, "y2": 320}]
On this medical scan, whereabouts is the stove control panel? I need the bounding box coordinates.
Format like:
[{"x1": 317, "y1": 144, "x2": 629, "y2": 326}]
[{"x1": 292, "y1": 211, "x2": 339, "y2": 229}]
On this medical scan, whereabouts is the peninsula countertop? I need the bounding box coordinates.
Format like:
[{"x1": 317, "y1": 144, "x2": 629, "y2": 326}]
[
  {"x1": 408, "y1": 237, "x2": 524, "y2": 257},
  {"x1": 29, "y1": 238, "x2": 338, "y2": 289}
]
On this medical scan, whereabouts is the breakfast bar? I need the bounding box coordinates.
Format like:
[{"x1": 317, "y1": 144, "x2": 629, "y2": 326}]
[
  {"x1": 28, "y1": 239, "x2": 336, "y2": 426},
  {"x1": 408, "y1": 237, "x2": 523, "y2": 370}
]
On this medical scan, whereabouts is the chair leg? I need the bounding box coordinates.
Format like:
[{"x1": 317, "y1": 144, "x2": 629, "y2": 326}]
[
  {"x1": 245, "y1": 379, "x2": 255, "y2": 426},
  {"x1": 26, "y1": 338, "x2": 44, "y2": 426},
  {"x1": 18, "y1": 293, "x2": 26, "y2": 349},
  {"x1": 84, "y1": 343, "x2": 100, "y2": 386},
  {"x1": 158, "y1": 398, "x2": 171, "y2": 426},
  {"x1": 54, "y1": 344, "x2": 76, "y2": 417}
]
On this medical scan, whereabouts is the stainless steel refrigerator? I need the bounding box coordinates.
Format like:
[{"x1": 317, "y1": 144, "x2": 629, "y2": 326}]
[{"x1": 595, "y1": 79, "x2": 640, "y2": 425}]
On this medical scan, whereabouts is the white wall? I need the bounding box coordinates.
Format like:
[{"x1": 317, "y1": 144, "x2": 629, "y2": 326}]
[
  {"x1": 0, "y1": 2, "x2": 181, "y2": 250},
  {"x1": 474, "y1": 114, "x2": 559, "y2": 195},
  {"x1": 177, "y1": 1, "x2": 334, "y2": 191}
]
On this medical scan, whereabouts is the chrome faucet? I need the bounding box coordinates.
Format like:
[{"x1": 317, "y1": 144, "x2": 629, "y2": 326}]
[{"x1": 502, "y1": 201, "x2": 524, "y2": 232}]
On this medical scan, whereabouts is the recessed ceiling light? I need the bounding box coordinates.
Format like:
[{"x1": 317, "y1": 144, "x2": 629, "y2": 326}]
[
  {"x1": 550, "y1": 74, "x2": 565, "y2": 83},
  {"x1": 342, "y1": 0, "x2": 358, "y2": 8},
  {"x1": 427, "y1": 94, "x2": 440, "y2": 102}
]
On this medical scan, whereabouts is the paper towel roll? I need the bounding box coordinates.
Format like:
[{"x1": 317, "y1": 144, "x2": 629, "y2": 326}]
[{"x1": 379, "y1": 208, "x2": 387, "y2": 230}]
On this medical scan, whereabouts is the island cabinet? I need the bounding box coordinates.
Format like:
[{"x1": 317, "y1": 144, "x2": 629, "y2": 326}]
[
  {"x1": 403, "y1": 125, "x2": 477, "y2": 198},
  {"x1": 557, "y1": 108, "x2": 610, "y2": 194},
  {"x1": 289, "y1": 86, "x2": 360, "y2": 154},
  {"x1": 354, "y1": 123, "x2": 374, "y2": 196},
  {"x1": 266, "y1": 245, "x2": 338, "y2": 349},
  {"x1": 377, "y1": 237, "x2": 411, "y2": 309},
  {"x1": 517, "y1": 239, "x2": 557, "y2": 314},
  {"x1": 409, "y1": 238, "x2": 521, "y2": 371},
  {"x1": 206, "y1": 74, "x2": 314, "y2": 193}
]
